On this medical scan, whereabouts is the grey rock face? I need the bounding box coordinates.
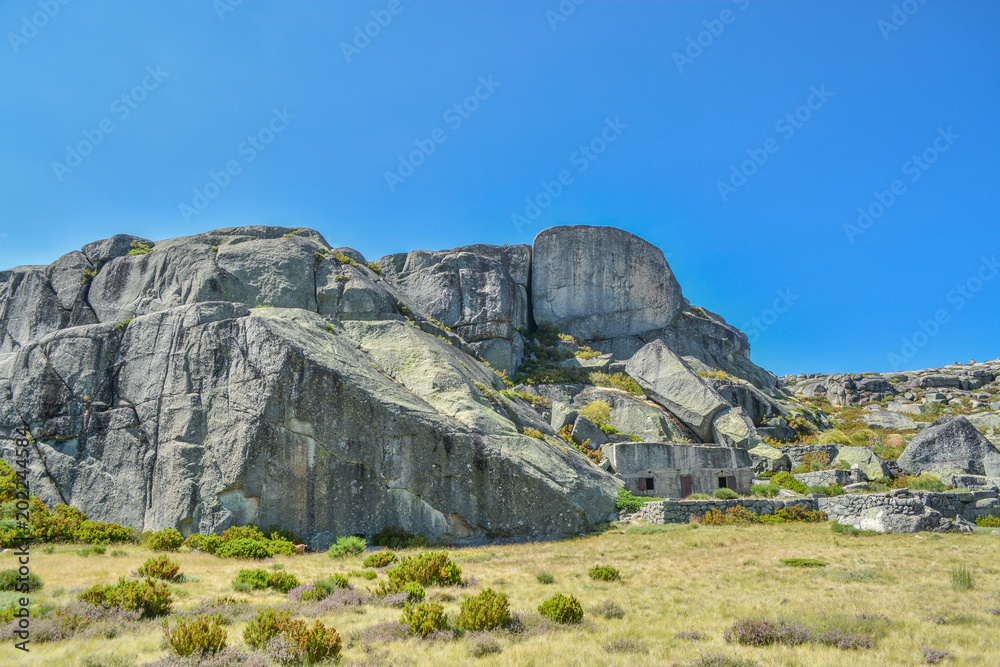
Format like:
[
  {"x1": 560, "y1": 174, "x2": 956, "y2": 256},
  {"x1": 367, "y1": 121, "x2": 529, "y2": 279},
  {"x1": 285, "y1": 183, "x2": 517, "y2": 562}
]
[
  {"x1": 571, "y1": 416, "x2": 606, "y2": 449},
  {"x1": 531, "y1": 226, "x2": 683, "y2": 340},
  {"x1": 862, "y1": 410, "x2": 918, "y2": 431},
  {"x1": 625, "y1": 340, "x2": 728, "y2": 441},
  {"x1": 746, "y1": 442, "x2": 791, "y2": 474},
  {"x1": 571, "y1": 386, "x2": 691, "y2": 443},
  {"x1": 1, "y1": 227, "x2": 627, "y2": 546},
  {"x1": 898, "y1": 416, "x2": 1000, "y2": 480},
  {"x1": 376, "y1": 244, "x2": 531, "y2": 375},
  {"x1": 711, "y1": 407, "x2": 763, "y2": 449}
]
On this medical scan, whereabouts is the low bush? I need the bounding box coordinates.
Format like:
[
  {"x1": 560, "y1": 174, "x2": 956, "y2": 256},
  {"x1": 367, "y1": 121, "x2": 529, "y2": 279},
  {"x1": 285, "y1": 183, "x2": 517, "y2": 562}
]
[
  {"x1": 538, "y1": 593, "x2": 583, "y2": 624},
  {"x1": 136, "y1": 556, "x2": 183, "y2": 582},
  {"x1": 147, "y1": 529, "x2": 183, "y2": 552},
  {"x1": 725, "y1": 618, "x2": 812, "y2": 647},
  {"x1": 456, "y1": 587, "x2": 511, "y2": 632},
  {"x1": 588, "y1": 565, "x2": 621, "y2": 582},
  {"x1": 589, "y1": 372, "x2": 643, "y2": 396},
  {"x1": 79, "y1": 544, "x2": 106, "y2": 557},
  {"x1": 700, "y1": 506, "x2": 758, "y2": 526},
  {"x1": 521, "y1": 427, "x2": 546, "y2": 439},
  {"x1": 774, "y1": 505, "x2": 826, "y2": 522},
  {"x1": 401, "y1": 601, "x2": 449, "y2": 637},
  {"x1": 162, "y1": 614, "x2": 227, "y2": 657},
  {"x1": 687, "y1": 493, "x2": 712, "y2": 500},
  {"x1": 0, "y1": 568, "x2": 42, "y2": 592},
  {"x1": 975, "y1": 515, "x2": 1000, "y2": 527},
  {"x1": 327, "y1": 536, "x2": 366, "y2": 559},
  {"x1": 268, "y1": 572, "x2": 302, "y2": 594},
  {"x1": 615, "y1": 488, "x2": 644, "y2": 513},
  {"x1": 593, "y1": 600, "x2": 624, "y2": 619},
  {"x1": 770, "y1": 472, "x2": 807, "y2": 494},
  {"x1": 72, "y1": 520, "x2": 132, "y2": 544},
  {"x1": 231, "y1": 568, "x2": 299, "y2": 593},
  {"x1": 751, "y1": 483, "x2": 780, "y2": 498},
  {"x1": 713, "y1": 488, "x2": 738, "y2": 500},
  {"x1": 285, "y1": 619, "x2": 343, "y2": 663},
  {"x1": 372, "y1": 526, "x2": 428, "y2": 549},
  {"x1": 579, "y1": 400, "x2": 612, "y2": 425},
  {"x1": 215, "y1": 538, "x2": 272, "y2": 560},
  {"x1": 895, "y1": 474, "x2": 948, "y2": 492},
  {"x1": 536, "y1": 571, "x2": 555, "y2": 585},
  {"x1": 806, "y1": 483, "x2": 845, "y2": 497},
  {"x1": 243, "y1": 608, "x2": 291, "y2": 649},
  {"x1": 402, "y1": 581, "x2": 425, "y2": 603},
  {"x1": 79, "y1": 578, "x2": 172, "y2": 618},
  {"x1": 384, "y1": 551, "x2": 461, "y2": 591}
]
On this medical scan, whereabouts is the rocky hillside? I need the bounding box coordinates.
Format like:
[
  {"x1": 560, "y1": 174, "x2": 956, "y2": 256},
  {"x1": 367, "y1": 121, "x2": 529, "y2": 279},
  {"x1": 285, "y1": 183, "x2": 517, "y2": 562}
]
[{"x1": 2, "y1": 224, "x2": 995, "y2": 546}]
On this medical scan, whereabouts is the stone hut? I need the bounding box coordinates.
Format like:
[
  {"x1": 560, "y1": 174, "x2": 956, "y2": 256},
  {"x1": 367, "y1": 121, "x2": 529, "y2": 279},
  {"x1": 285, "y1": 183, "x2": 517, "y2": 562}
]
[{"x1": 602, "y1": 442, "x2": 753, "y2": 498}]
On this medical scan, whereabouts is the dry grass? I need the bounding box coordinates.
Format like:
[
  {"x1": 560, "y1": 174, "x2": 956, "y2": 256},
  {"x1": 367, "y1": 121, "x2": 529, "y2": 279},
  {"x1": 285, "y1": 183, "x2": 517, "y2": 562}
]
[{"x1": 3, "y1": 524, "x2": 999, "y2": 665}]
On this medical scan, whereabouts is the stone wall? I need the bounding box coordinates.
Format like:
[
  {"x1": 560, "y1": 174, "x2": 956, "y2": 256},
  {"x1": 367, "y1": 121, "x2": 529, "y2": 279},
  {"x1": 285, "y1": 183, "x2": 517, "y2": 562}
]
[
  {"x1": 819, "y1": 489, "x2": 1000, "y2": 533},
  {"x1": 637, "y1": 497, "x2": 820, "y2": 524},
  {"x1": 793, "y1": 469, "x2": 856, "y2": 487}
]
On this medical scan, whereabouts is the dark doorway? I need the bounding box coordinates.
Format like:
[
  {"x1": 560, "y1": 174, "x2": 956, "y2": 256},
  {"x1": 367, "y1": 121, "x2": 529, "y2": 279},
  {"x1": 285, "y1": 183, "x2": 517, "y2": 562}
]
[
  {"x1": 680, "y1": 476, "x2": 692, "y2": 498},
  {"x1": 718, "y1": 477, "x2": 728, "y2": 489}
]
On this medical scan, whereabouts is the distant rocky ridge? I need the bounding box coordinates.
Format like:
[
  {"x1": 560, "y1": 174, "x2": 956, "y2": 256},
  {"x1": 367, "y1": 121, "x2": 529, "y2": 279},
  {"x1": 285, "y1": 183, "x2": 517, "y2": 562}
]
[{"x1": 1, "y1": 224, "x2": 997, "y2": 546}]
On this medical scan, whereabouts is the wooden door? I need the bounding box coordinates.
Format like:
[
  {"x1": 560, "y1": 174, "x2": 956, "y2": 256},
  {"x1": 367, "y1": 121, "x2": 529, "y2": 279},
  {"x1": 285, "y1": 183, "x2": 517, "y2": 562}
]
[{"x1": 680, "y1": 476, "x2": 692, "y2": 498}]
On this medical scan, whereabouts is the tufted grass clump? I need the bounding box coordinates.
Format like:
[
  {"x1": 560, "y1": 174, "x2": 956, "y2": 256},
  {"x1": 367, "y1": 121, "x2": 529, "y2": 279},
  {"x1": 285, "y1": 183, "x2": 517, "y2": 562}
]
[
  {"x1": 589, "y1": 372, "x2": 643, "y2": 396},
  {"x1": 401, "y1": 601, "x2": 449, "y2": 637},
  {"x1": 831, "y1": 522, "x2": 878, "y2": 537},
  {"x1": 538, "y1": 593, "x2": 583, "y2": 625},
  {"x1": 579, "y1": 400, "x2": 612, "y2": 425},
  {"x1": 603, "y1": 638, "x2": 648, "y2": 654},
  {"x1": 136, "y1": 555, "x2": 183, "y2": 582},
  {"x1": 781, "y1": 558, "x2": 827, "y2": 568},
  {"x1": 950, "y1": 564, "x2": 973, "y2": 591},
  {"x1": 456, "y1": 587, "x2": 510, "y2": 632},
  {"x1": 588, "y1": 565, "x2": 621, "y2": 582},
  {"x1": 975, "y1": 515, "x2": 1000, "y2": 527},
  {"x1": 79, "y1": 578, "x2": 172, "y2": 618},
  {"x1": 536, "y1": 571, "x2": 555, "y2": 585},
  {"x1": 162, "y1": 614, "x2": 227, "y2": 657},
  {"x1": 327, "y1": 536, "x2": 366, "y2": 559},
  {"x1": 770, "y1": 472, "x2": 807, "y2": 494},
  {"x1": 593, "y1": 600, "x2": 625, "y2": 619},
  {"x1": 146, "y1": 528, "x2": 183, "y2": 552},
  {"x1": 751, "y1": 483, "x2": 780, "y2": 498},
  {"x1": 521, "y1": 427, "x2": 546, "y2": 440}
]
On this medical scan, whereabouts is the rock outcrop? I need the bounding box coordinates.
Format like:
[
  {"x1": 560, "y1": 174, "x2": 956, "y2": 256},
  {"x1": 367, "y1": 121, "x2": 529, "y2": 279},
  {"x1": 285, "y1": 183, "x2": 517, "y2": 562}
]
[{"x1": 898, "y1": 416, "x2": 1000, "y2": 482}]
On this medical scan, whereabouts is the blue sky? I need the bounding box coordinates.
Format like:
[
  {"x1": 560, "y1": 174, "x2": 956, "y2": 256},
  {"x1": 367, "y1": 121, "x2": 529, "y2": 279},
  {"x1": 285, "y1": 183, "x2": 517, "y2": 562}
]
[{"x1": 2, "y1": 0, "x2": 998, "y2": 377}]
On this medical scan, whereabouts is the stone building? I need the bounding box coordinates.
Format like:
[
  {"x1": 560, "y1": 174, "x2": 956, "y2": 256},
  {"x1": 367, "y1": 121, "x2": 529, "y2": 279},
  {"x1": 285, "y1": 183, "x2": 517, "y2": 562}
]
[{"x1": 602, "y1": 442, "x2": 753, "y2": 498}]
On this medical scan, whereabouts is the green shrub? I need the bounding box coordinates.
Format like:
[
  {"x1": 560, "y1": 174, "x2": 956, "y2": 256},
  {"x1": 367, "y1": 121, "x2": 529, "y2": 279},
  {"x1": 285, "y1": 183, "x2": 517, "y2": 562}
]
[
  {"x1": 770, "y1": 472, "x2": 807, "y2": 494},
  {"x1": 781, "y1": 558, "x2": 827, "y2": 568},
  {"x1": 147, "y1": 528, "x2": 183, "y2": 552},
  {"x1": 687, "y1": 493, "x2": 712, "y2": 500},
  {"x1": 713, "y1": 488, "x2": 738, "y2": 500},
  {"x1": 266, "y1": 538, "x2": 298, "y2": 556},
  {"x1": 536, "y1": 571, "x2": 555, "y2": 585},
  {"x1": 521, "y1": 427, "x2": 546, "y2": 440},
  {"x1": 136, "y1": 555, "x2": 183, "y2": 582},
  {"x1": 817, "y1": 429, "x2": 854, "y2": 446},
  {"x1": 538, "y1": 593, "x2": 584, "y2": 624},
  {"x1": 126, "y1": 241, "x2": 152, "y2": 256},
  {"x1": 589, "y1": 372, "x2": 643, "y2": 396},
  {"x1": 402, "y1": 581, "x2": 425, "y2": 603},
  {"x1": 579, "y1": 400, "x2": 612, "y2": 425},
  {"x1": 700, "y1": 506, "x2": 758, "y2": 526},
  {"x1": 588, "y1": 565, "x2": 621, "y2": 582},
  {"x1": 806, "y1": 483, "x2": 845, "y2": 497},
  {"x1": 401, "y1": 601, "x2": 449, "y2": 637},
  {"x1": 216, "y1": 538, "x2": 271, "y2": 560},
  {"x1": 773, "y1": 505, "x2": 826, "y2": 522},
  {"x1": 79, "y1": 578, "x2": 172, "y2": 618},
  {"x1": 364, "y1": 551, "x2": 397, "y2": 568},
  {"x1": 162, "y1": 614, "x2": 227, "y2": 657},
  {"x1": 243, "y1": 607, "x2": 291, "y2": 649},
  {"x1": 72, "y1": 520, "x2": 132, "y2": 544},
  {"x1": 268, "y1": 572, "x2": 301, "y2": 594},
  {"x1": 905, "y1": 475, "x2": 948, "y2": 492},
  {"x1": 285, "y1": 619, "x2": 342, "y2": 663},
  {"x1": 385, "y1": 551, "x2": 462, "y2": 589},
  {"x1": 456, "y1": 588, "x2": 511, "y2": 632},
  {"x1": 372, "y1": 526, "x2": 428, "y2": 549},
  {"x1": 327, "y1": 536, "x2": 366, "y2": 558},
  {"x1": 751, "y1": 483, "x2": 780, "y2": 498},
  {"x1": 0, "y1": 568, "x2": 42, "y2": 592},
  {"x1": 29, "y1": 501, "x2": 86, "y2": 543},
  {"x1": 975, "y1": 516, "x2": 1000, "y2": 527},
  {"x1": 615, "y1": 488, "x2": 643, "y2": 513},
  {"x1": 232, "y1": 569, "x2": 271, "y2": 591},
  {"x1": 183, "y1": 533, "x2": 223, "y2": 553}
]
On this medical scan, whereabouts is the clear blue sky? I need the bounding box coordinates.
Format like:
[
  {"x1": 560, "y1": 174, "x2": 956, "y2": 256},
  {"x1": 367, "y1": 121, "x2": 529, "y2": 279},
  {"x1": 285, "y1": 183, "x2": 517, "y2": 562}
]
[{"x1": 2, "y1": 1, "x2": 998, "y2": 377}]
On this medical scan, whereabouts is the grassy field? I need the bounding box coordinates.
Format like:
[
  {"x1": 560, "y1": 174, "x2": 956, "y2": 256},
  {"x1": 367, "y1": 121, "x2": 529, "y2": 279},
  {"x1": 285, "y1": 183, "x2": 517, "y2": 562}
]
[{"x1": 2, "y1": 522, "x2": 999, "y2": 666}]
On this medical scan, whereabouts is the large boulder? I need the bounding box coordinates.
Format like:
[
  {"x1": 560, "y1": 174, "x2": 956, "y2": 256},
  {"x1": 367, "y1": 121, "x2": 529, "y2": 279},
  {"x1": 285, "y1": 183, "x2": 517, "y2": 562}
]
[
  {"x1": 531, "y1": 226, "x2": 683, "y2": 340},
  {"x1": 571, "y1": 386, "x2": 691, "y2": 442},
  {"x1": 1, "y1": 229, "x2": 621, "y2": 546},
  {"x1": 831, "y1": 446, "x2": 890, "y2": 481},
  {"x1": 376, "y1": 244, "x2": 530, "y2": 375},
  {"x1": 747, "y1": 442, "x2": 791, "y2": 474},
  {"x1": 625, "y1": 340, "x2": 728, "y2": 441},
  {"x1": 862, "y1": 411, "x2": 918, "y2": 431},
  {"x1": 897, "y1": 416, "x2": 1000, "y2": 480},
  {"x1": 711, "y1": 407, "x2": 763, "y2": 449}
]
